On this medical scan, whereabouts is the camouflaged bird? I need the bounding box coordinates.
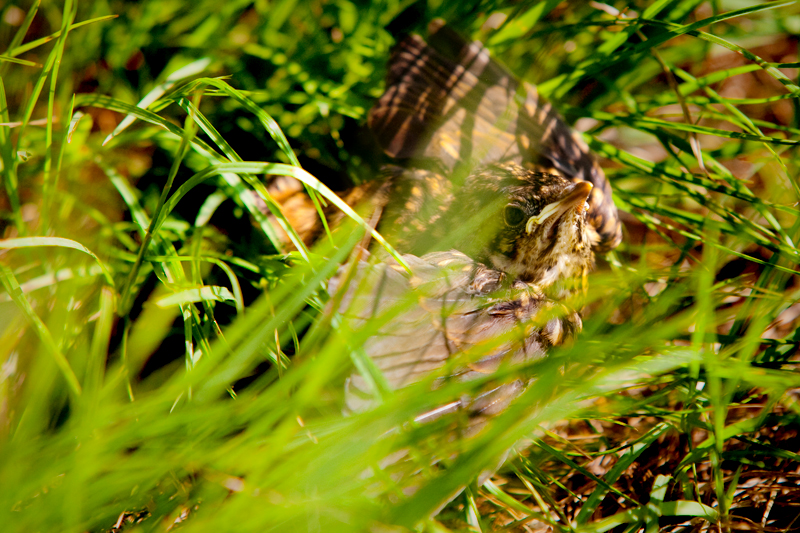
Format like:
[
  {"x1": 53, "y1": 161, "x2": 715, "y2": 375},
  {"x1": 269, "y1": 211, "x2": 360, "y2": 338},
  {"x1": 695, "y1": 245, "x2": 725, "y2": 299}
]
[
  {"x1": 319, "y1": 25, "x2": 618, "y2": 504},
  {"x1": 268, "y1": 21, "x2": 621, "y2": 256}
]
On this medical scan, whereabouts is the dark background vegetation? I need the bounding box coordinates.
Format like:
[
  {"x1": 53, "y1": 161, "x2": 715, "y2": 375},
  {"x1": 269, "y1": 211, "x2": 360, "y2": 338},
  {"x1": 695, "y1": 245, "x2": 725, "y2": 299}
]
[{"x1": 2, "y1": 0, "x2": 800, "y2": 531}]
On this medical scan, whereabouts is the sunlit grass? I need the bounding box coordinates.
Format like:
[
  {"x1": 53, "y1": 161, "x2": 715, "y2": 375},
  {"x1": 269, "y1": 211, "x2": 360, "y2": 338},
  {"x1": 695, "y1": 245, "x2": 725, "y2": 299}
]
[{"x1": 1, "y1": 0, "x2": 799, "y2": 531}]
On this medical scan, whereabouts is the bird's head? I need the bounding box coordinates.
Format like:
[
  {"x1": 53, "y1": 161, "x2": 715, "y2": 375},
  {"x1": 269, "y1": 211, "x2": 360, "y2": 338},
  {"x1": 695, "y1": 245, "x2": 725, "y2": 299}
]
[{"x1": 452, "y1": 164, "x2": 594, "y2": 290}]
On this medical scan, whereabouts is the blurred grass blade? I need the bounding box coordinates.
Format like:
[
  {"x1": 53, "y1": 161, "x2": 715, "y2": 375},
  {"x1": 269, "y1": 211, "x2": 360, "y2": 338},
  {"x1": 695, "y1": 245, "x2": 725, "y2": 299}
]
[
  {"x1": 155, "y1": 286, "x2": 236, "y2": 308},
  {"x1": 0, "y1": 237, "x2": 114, "y2": 286},
  {"x1": 0, "y1": 56, "x2": 40, "y2": 67},
  {"x1": 645, "y1": 474, "x2": 670, "y2": 533},
  {"x1": 0, "y1": 265, "x2": 104, "y2": 302},
  {"x1": 5, "y1": 14, "x2": 118, "y2": 58},
  {"x1": 660, "y1": 500, "x2": 718, "y2": 520},
  {"x1": 0, "y1": 264, "x2": 82, "y2": 398}
]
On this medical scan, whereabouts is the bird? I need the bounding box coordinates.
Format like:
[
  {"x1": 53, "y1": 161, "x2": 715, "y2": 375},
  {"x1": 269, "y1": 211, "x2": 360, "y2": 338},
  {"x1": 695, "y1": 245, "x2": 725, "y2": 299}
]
[
  {"x1": 311, "y1": 23, "x2": 621, "y2": 419},
  {"x1": 314, "y1": 23, "x2": 621, "y2": 505}
]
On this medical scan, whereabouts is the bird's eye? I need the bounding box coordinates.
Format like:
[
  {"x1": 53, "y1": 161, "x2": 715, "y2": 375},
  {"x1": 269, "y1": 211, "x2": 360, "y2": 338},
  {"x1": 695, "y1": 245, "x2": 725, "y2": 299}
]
[{"x1": 504, "y1": 205, "x2": 526, "y2": 227}]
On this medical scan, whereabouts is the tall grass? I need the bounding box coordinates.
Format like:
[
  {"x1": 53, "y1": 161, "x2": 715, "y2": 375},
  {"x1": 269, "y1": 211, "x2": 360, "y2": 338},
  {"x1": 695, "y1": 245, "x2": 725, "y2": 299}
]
[{"x1": 1, "y1": 0, "x2": 799, "y2": 531}]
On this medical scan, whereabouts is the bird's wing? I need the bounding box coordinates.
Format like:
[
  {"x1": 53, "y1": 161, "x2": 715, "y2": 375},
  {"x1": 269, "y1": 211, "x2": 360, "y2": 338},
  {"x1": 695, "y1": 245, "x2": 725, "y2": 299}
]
[
  {"x1": 368, "y1": 22, "x2": 622, "y2": 252},
  {"x1": 333, "y1": 250, "x2": 577, "y2": 415}
]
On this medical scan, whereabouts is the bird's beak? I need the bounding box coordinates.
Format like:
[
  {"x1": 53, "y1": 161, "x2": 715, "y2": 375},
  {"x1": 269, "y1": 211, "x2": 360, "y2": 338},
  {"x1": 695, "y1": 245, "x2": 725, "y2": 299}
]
[{"x1": 526, "y1": 181, "x2": 593, "y2": 234}]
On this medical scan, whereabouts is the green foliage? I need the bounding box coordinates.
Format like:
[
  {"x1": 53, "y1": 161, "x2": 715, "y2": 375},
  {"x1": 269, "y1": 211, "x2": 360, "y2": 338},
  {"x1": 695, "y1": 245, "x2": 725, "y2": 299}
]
[{"x1": 1, "y1": 0, "x2": 800, "y2": 531}]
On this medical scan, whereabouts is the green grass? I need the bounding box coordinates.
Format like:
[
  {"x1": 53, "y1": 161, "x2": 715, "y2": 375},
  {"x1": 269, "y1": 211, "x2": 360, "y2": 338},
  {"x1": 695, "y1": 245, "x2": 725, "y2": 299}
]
[{"x1": 2, "y1": 0, "x2": 800, "y2": 531}]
